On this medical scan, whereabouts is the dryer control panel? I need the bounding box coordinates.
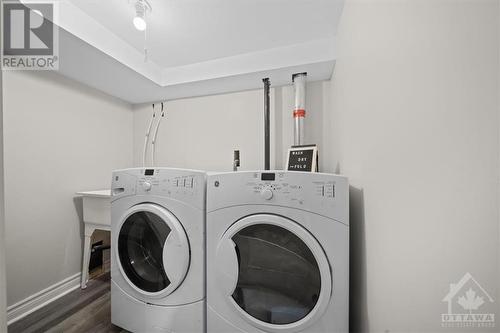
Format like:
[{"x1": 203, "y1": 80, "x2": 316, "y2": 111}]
[
  {"x1": 207, "y1": 171, "x2": 348, "y2": 224},
  {"x1": 111, "y1": 168, "x2": 206, "y2": 209},
  {"x1": 249, "y1": 172, "x2": 336, "y2": 202}
]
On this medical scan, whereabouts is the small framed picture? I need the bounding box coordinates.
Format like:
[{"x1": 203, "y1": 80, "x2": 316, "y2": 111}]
[{"x1": 286, "y1": 145, "x2": 318, "y2": 172}]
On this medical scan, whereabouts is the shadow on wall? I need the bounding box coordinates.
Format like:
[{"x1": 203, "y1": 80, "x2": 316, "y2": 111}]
[
  {"x1": 73, "y1": 196, "x2": 85, "y2": 266},
  {"x1": 349, "y1": 186, "x2": 369, "y2": 332}
]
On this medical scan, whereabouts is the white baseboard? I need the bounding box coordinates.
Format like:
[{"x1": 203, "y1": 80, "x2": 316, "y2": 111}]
[{"x1": 7, "y1": 272, "x2": 81, "y2": 325}]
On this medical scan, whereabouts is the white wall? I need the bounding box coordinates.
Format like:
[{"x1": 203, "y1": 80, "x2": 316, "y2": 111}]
[
  {"x1": 328, "y1": 0, "x2": 499, "y2": 332},
  {"x1": 0, "y1": 61, "x2": 7, "y2": 332},
  {"x1": 133, "y1": 90, "x2": 267, "y2": 171},
  {"x1": 133, "y1": 82, "x2": 330, "y2": 171},
  {"x1": 2, "y1": 71, "x2": 133, "y2": 306}
]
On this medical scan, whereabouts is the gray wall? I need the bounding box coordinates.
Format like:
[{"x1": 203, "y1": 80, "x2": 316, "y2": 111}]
[
  {"x1": 328, "y1": 0, "x2": 499, "y2": 332},
  {"x1": 2, "y1": 71, "x2": 133, "y2": 306}
]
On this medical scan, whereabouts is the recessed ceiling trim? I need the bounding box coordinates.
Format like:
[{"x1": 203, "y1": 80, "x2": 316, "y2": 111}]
[
  {"x1": 24, "y1": 1, "x2": 337, "y2": 88},
  {"x1": 20, "y1": 0, "x2": 344, "y2": 103},
  {"x1": 22, "y1": 0, "x2": 164, "y2": 83},
  {"x1": 161, "y1": 38, "x2": 336, "y2": 86}
]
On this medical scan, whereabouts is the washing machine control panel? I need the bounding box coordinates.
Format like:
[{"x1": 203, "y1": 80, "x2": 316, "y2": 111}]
[
  {"x1": 208, "y1": 171, "x2": 348, "y2": 223},
  {"x1": 111, "y1": 168, "x2": 206, "y2": 209},
  {"x1": 138, "y1": 170, "x2": 200, "y2": 194}
]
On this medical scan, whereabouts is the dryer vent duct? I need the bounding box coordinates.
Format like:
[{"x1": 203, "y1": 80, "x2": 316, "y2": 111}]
[
  {"x1": 263, "y1": 78, "x2": 271, "y2": 170},
  {"x1": 292, "y1": 72, "x2": 307, "y2": 146}
]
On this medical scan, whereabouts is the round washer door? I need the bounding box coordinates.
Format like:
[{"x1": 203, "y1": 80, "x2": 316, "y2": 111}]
[
  {"x1": 116, "y1": 203, "x2": 190, "y2": 298},
  {"x1": 215, "y1": 214, "x2": 332, "y2": 333}
]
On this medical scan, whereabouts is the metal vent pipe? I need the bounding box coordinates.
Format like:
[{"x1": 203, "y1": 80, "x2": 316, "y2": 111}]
[
  {"x1": 263, "y1": 78, "x2": 271, "y2": 170},
  {"x1": 292, "y1": 72, "x2": 307, "y2": 146}
]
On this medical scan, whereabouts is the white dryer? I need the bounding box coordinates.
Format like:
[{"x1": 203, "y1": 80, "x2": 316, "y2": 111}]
[
  {"x1": 206, "y1": 171, "x2": 349, "y2": 333},
  {"x1": 111, "y1": 168, "x2": 205, "y2": 333}
]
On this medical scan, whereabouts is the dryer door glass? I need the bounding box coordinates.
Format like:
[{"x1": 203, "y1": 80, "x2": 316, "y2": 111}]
[
  {"x1": 118, "y1": 211, "x2": 171, "y2": 292},
  {"x1": 231, "y1": 223, "x2": 321, "y2": 325}
]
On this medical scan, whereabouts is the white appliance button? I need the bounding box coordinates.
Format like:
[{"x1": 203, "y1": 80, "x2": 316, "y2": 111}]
[
  {"x1": 261, "y1": 188, "x2": 273, "y2": 200},
  {"x1": 143, "y1": 182, "x2": 152, "y2": 191}
]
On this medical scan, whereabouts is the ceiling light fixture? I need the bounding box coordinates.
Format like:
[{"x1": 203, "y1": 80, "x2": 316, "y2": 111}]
[
  {"x1": 133, "y1": 15, "x2": 146, "y2": 31},
  {"x1": 133, "y1": 0, "x2": 151, "y2": 31},
  {"x1": 130, "y1": 0, "x2": 152, "y2": 62}
]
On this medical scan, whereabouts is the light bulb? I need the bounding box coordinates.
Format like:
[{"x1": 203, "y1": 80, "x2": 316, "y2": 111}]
[{"x1": 133, "y1": 16, "x2": 146, "y2": 31}]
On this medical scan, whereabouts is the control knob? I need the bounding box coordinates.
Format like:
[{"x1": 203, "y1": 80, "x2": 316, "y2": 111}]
[
  {"x1": 143, "y1": 181, "x2": 152, "y2": 191},
  {"x1": 260, "y1": 188, "x2": 273, "y2": 200}
]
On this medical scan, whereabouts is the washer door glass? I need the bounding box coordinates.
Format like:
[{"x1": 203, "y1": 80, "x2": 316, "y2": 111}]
[
  {"x1": 118, "y1": 211, "x2": 171, "y2": 292},
  {"x1": 231, "y1": 223, "x2": 321, "y2": 325}
]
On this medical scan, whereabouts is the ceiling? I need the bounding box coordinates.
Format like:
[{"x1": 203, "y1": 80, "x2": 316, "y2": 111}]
[
  {"x1": 66, "y1": 0, "x2": 343, "y2": 68},
  {"x1": 23, "y1": 0, "x2": 345, "y2": 104}
]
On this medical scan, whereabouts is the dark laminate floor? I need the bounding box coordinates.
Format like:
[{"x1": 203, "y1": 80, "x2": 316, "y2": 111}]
[{"x1": 8, "y1": 273, "x2": 127, "y2": 333}]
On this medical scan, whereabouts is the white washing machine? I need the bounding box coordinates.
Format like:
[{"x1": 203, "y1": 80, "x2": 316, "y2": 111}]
[
  {"x1": 110, "y1": 168, "x2": 205, "y2": 333},
  {"x1": 206, "y1": 171, "x2": 349, "y2": 333}
]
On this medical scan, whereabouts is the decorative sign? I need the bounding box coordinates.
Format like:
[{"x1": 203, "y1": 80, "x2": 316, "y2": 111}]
[{"x1": 286, "y1": 145, "x2": 318, "y2": 172}]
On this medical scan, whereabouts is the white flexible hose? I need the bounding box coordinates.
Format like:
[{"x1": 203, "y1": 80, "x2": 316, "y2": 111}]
[
  {"x1": 143, "y1": 104, "x2": 156, "y2": 167},
  {"x1": 151, "y1": 102, "x2": 165, "y2": 167}
]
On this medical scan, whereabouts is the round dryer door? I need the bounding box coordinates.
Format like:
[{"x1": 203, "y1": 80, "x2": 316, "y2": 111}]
[
  {"x1": 216, "y1": 214, "x2": 332, "y2": 332},
  {"x1": 116, "y1": 203, "x2": 190, "y2": 298}
]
